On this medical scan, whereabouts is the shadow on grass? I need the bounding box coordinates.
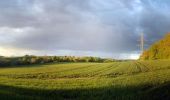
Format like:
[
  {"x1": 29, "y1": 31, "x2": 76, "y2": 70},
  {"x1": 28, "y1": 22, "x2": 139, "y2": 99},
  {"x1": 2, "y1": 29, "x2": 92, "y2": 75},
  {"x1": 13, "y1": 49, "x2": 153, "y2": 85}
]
[
  {"x1": 0, "y1": 62, "x2": 77, "y2": 69},
  {"x1": 0, "y1": 62, "x2": 98, "y2": 69},
  {"x1": 0, "y1": 82, "x2": 169, "y2": 100}
]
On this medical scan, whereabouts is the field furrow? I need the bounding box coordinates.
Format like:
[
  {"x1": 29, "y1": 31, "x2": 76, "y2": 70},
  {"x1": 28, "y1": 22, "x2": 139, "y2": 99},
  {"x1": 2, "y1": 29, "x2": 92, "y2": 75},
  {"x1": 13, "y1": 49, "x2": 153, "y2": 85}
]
[{"x1": 0, "y1": 60, "x2": 169, "y2": 100}]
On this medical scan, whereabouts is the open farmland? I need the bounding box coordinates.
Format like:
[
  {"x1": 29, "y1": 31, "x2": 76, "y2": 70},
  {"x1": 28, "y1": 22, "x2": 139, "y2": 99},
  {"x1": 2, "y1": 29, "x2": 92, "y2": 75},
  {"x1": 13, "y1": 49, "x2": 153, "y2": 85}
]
[{"x1": 0, "y1": 60, "x2": 169, "y2": 100}]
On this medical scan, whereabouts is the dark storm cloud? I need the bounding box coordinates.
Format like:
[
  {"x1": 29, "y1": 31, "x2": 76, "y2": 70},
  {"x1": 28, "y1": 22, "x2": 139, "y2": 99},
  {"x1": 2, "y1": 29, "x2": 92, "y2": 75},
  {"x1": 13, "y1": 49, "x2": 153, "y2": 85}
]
[
  {"x1": 139, "y1": 0, "x2": 170, "y2": 44},
  {"x1": 0, "y1": 0, "x2": 170, "y2": 57}
]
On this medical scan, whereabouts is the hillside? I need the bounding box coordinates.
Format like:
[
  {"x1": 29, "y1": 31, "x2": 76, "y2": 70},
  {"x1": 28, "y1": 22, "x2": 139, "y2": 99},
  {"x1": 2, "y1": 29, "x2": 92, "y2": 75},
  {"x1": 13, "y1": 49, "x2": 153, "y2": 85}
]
[{"x1": 140, "y1": 33, "x2": 170, "y2": 60}]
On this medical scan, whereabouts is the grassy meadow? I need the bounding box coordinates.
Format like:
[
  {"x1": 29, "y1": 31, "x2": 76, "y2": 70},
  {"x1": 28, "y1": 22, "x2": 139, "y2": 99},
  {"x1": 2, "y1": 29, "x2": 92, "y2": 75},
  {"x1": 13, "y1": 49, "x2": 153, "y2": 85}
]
[{"x1": 0, "y1": 60, "x2": 169, "y2": 100}]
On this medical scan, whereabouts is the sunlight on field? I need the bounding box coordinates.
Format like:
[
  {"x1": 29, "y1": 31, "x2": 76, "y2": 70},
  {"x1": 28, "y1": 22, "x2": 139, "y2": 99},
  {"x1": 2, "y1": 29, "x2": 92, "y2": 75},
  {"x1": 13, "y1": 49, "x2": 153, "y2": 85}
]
[{"x1": 0, "y1": 60, "x2": 169, "y2": 100}]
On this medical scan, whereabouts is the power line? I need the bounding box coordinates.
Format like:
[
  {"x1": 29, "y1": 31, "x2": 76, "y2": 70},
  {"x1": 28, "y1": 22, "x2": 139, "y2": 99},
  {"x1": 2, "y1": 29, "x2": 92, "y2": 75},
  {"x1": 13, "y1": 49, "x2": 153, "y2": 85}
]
[{"x1": 140, "y1": 33, "x2": 144, "y2": 53}]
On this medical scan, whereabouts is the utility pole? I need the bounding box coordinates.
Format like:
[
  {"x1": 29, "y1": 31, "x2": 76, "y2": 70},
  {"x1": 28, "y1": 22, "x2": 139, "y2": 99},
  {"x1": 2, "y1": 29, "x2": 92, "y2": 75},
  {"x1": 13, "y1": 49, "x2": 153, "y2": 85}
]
[{"x1": 140, "y1": 33, "x2": 144, "y2": 53}]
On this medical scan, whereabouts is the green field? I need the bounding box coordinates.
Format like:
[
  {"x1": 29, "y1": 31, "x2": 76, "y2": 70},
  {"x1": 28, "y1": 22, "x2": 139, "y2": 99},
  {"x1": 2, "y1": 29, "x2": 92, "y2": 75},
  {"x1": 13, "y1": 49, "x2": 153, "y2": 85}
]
[{"x1": 0, "y1": 60, "x2": 169, "y2": 100}]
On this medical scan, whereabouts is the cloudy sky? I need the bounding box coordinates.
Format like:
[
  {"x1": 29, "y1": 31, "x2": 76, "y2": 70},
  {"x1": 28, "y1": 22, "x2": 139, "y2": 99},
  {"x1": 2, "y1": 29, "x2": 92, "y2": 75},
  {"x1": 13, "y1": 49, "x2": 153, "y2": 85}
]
[{"x1": 0, "y1": 0, "x2": 170, "y2": 59}]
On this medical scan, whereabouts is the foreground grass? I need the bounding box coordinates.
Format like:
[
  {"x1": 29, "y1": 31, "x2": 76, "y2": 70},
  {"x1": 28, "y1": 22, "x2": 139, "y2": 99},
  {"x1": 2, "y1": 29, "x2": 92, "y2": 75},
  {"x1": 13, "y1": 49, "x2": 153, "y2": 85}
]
[{"x1": 0, "y1": 61, "x2": 169, "y2": 100}]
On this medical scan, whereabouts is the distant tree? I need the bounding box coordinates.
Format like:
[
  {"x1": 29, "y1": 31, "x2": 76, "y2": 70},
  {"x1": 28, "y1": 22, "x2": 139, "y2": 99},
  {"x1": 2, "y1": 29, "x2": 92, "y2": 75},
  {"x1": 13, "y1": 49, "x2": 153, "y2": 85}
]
[
  {"x1": 30, "y1": 57, "x2": 37, "y2": 64},
  {"x1": 0, "y1": 55, "x2": 115, "y2": 66}
]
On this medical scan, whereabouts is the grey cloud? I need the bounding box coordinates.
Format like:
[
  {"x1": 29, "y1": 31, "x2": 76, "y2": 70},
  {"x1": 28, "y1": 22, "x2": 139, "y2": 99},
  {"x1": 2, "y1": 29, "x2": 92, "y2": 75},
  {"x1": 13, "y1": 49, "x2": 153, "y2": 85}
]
[
  {"x1": 139, "y1": 0, "x2": 170, "y2": 44},
  {"x1": 0, "y1": 0, "x2": 170, "y2": 57}
]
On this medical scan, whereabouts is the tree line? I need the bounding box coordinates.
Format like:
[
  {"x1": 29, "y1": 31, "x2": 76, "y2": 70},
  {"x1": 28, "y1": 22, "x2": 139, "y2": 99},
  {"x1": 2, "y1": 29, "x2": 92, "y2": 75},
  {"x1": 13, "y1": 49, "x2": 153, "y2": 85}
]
[{"x1": 0, "y1": 55, "x2": 115, "y2": 66}]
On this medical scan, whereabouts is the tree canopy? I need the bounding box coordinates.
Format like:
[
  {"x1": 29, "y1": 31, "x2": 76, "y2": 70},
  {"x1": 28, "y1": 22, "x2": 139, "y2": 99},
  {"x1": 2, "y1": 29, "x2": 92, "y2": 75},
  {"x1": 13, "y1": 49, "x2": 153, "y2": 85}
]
[{"x1": 140, "y1": 33, "x2": 170, "y2": 60}]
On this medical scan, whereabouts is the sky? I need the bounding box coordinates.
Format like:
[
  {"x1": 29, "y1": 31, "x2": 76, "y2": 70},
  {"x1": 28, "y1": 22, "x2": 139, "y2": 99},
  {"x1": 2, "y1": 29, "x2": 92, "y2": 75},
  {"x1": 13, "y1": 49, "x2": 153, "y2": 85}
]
[{"x1": 0, "y1": 0, "x2": 170, "y2": 59}]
